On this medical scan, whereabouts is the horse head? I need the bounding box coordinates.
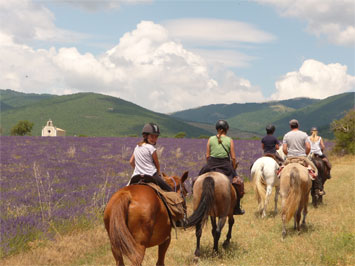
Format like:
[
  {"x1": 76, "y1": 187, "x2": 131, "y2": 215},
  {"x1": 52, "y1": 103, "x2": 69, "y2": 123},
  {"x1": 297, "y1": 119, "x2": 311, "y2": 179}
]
[{"x1": 162, "y1": 171, "x2": 189, "y2": 196}]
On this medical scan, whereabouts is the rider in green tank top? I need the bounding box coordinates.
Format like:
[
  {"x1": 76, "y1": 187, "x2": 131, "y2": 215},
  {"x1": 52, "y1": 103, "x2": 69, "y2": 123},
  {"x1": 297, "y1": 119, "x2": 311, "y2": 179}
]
[
  {"x1": 198, "y1": 120, "x2": 245, "y2": 215},
  {"x1": 209, "y1": 135, "x2": 231, "y2": 158}
]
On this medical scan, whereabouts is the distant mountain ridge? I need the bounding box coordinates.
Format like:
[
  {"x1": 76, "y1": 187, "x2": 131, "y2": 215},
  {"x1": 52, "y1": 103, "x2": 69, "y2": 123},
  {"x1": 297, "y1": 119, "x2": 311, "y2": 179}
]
[
  {"x1": 172, "y1": 92, "x2": 355, "y2": 138},
  {"x1": 1, "y1": 89, "x2": 353, "y2": 138}
]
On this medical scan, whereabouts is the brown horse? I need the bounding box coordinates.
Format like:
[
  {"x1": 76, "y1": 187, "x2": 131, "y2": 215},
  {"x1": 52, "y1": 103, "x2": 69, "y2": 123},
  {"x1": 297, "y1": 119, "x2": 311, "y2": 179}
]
[
  {"x1": 280, "y1": 163, "x2": 312, "y2": 239},
  {"x1": 185, "y1": 172, "x2": 236, "y2": 258},
  {"x1": 103, "y1": 171, "x2": 188, "y2": 266}
]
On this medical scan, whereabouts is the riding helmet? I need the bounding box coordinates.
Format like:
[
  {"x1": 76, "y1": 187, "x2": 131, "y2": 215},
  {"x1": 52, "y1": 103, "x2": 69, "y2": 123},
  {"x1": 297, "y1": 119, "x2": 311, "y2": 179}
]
[
  {"x1": 215, "y1": 120, "x2": 229, "y2": 131},
  {"x1": 311, "y1": 127, "x2": 318, "y2": 132},
  {"x1": 266, "y1": 124, "x2": 275, "y2": 134},
  {"x1": 142, "y1": 123, "x2": 160, "y2": 135}
]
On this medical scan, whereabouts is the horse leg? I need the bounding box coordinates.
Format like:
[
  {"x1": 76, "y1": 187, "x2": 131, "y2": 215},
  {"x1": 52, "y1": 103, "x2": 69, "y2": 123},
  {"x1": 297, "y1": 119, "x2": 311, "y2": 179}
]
[
  {"x1": 156, "y1": 237, "x2": 171, "y2": 266},
  {"x1": 294, "y1": 207, "x2": 302, "y2": 234},
  {"x1": 223, "y1": 215, "x2": 234, "y2": 249},
  {"x1": 263, "y1": 185, "x2": 272, "y2": 218},
  {"x1": 210, "y1": 216, "x2": 217, "y2": 238},
  {"x1": 111, "y1": 247, "x2": 125, "y2": 266},
  {"x1": 213, "y1": 217, "x2": 226, "y2": 254},
  {"x1": 194, "y1": 222, "x2": 202, "y2": 258},
  {"x1": 281, "y1": 209, "x2": 287, "y2": 239},
  {"x1": 274, "y1": 186, "x2": 280, "y2": 214}
]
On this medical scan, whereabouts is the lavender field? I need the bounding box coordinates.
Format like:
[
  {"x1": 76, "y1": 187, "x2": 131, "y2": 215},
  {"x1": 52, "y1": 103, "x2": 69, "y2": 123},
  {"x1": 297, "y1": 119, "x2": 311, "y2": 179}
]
[{"x1": 0, "y1": 136, "x2": 332, "y2": 257}]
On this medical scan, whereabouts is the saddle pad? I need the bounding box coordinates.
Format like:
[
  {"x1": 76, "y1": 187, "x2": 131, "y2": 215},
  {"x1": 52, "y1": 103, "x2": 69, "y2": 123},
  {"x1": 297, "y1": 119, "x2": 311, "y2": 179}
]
[{"x1": 145, "y1": 183, "x2": 185, "y2": 221}]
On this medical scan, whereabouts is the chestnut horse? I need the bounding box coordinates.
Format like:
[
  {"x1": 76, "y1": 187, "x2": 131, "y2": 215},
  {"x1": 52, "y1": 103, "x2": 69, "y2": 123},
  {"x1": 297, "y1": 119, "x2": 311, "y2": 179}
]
[
  {"x1": 104, "y1": 172, "x2": 188, "y2": 266},
  {"x1": 279, "y1": 163, "x2": 312, "y2": 239},
  {"x1": 185, "y1": 172, "x2": 236, "y2": 258}
]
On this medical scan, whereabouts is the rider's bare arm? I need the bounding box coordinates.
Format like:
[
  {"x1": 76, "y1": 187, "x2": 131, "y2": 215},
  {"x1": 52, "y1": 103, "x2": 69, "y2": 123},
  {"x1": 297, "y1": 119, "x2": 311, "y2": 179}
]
[
  {"x1": 206, "y1": 138, "x2": 211, "y2": 162},
  {"x1": 230, "y1": 139, "x2": 237, "y2": 169},
  {"x1": 129, "y1": 154, "x2": 135, "y2": 168},
  {"x1": 283, "y1": 143, "x2": 288, "y2": 155},
  {"x1": 152, "y1": 151, "x2": 160, "y2": 174},
  {"x1": 305, "y1": 142, "x2": 311, "y2": 155}
]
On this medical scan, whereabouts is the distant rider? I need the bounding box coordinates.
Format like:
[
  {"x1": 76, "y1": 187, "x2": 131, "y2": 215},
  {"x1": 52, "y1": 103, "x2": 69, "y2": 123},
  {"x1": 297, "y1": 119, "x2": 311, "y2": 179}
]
[
  {"x1": 261, "y1": 124, "x2": 284, "y2": 165},
  {"x1": 308, "y1": 127, "x2": 332, "y2": 178},
  {"x1": 282, "y1": 119, "x2": 323, "y2": 196}
]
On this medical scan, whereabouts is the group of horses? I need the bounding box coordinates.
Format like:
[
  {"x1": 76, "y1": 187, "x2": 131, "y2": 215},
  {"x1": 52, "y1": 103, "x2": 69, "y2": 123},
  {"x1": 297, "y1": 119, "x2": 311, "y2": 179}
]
[{"x1": 103, "y1": 149, "x2": 330, "y2": 265}]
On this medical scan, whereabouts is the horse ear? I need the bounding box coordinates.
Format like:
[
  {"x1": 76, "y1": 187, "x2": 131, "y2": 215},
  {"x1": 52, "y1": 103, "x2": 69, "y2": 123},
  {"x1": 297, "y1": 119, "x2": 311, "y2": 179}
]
[
  {"x1": 162, "y1": 172, "x2": 167, "y2": 177},
  {"x1": 181, "y1": 171, "x2": 189, "y2": 183}
]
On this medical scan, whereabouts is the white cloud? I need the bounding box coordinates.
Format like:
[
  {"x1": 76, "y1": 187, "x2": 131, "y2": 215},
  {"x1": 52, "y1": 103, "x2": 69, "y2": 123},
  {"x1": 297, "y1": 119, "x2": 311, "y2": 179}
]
[
  {"x1": 0, "y1": 0, "x2": 87, "y2": 44},
  {"x1": 53, "y1": 0, "x2": 152, "y2": 11},
  {"x1": 271, "y1": 59, "x2": 355, "y2": 100},
  {"x1": 164, "y1": 18, "x2": 275, "y2": 45},
  {"x1": 0, "y1": 20, "x2": 265, "y2": 113},
  {"x1": 255, "y1": 0, "x2": 355, "y2": 46}
]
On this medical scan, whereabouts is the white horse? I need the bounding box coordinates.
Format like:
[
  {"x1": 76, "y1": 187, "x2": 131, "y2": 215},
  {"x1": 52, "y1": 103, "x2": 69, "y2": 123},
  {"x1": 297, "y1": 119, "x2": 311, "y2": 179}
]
[{"x1": 251, "y1": 156, "x2": 280, "y2": 218}]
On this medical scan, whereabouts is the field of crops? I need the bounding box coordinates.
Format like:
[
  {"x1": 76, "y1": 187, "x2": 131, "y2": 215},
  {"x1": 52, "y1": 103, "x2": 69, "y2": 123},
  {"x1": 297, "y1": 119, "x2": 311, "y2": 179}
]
[{"x1": 0, "y1": 136, "x2": 332, "y2": 257}]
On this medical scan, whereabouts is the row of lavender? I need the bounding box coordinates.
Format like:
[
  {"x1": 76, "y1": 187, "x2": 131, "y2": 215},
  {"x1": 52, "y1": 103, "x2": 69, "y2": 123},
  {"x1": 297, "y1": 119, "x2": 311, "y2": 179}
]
[{"x1": 0, "y1": 136, "x2": 331, "y2": 256}]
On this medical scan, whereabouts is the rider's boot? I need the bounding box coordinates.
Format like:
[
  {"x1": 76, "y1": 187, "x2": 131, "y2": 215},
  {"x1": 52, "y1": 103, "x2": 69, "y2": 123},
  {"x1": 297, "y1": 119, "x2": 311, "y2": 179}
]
[{"x1": 232, "y1": 184, "x2": 245, "y2": 215}]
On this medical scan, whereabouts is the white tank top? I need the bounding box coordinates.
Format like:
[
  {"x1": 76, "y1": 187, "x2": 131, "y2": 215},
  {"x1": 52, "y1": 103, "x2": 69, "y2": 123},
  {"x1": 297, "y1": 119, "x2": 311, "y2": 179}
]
[
  {"x1": 131, "y1": 143, "x2": 157, "y2": 177},
  {"x1": 309, "y1": 136, "x2": 323, "y2": 155}
]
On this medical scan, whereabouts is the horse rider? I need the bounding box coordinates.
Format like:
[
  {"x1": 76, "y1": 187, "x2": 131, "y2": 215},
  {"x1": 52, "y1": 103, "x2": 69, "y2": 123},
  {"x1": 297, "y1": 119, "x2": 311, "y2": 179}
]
[
  {"x1": 198, "y1": 119, "x2": 245, "y2": 215},
  {"x1": 308, "y1": 127, "x2": 332, "y2": 179},
  {"x1": 261, "y1": 124, "x2": 284, "y2": 165},
  {"x1": 128, "y1": 123, "x2": 173, "y2": 191},
  {"x1": 282, "y1": 119, "x2": 324, "y2": 196}
]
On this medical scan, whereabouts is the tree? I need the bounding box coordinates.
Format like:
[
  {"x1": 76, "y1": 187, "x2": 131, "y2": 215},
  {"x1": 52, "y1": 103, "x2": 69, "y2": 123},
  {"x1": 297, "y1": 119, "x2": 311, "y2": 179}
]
[
  {"x1": 11, "y1": 120, "x2": 34, "y2": 136},
  {"x1": 331, "y1": 109, "x2": 355, "y2": 154},
  {"x1": 174, "y1": 132, "x2": 186, "y2": 138}
]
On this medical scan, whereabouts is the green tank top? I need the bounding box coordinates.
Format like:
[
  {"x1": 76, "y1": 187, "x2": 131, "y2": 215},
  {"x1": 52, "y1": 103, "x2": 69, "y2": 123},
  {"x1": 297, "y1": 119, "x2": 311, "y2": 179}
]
[{"x1": 209, "y1": 135, "x2": 231, "y2": 158}]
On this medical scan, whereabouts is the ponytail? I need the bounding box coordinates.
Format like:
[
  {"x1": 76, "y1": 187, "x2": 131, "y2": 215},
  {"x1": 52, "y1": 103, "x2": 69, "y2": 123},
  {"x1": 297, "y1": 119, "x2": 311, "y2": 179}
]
[
  {"x1": 310, "y1": 131, "x2": 318, "y2": 143},
  {"x1": 138, "y1": 133, "x2": 149, "y2": 146}
]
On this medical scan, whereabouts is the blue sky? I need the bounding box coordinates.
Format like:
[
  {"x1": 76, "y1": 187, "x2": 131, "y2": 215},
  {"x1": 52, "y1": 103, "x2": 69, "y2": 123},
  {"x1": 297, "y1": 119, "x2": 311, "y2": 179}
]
[{"x1": 1, "y1": 0, "x2": 354, "y2": 113}]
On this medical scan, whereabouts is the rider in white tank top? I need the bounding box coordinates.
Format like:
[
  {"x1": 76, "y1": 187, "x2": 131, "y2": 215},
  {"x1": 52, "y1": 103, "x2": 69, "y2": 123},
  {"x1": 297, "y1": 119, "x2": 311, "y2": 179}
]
[{"x1": 308, "y1": 136, "x2": 323, "y2": 156}]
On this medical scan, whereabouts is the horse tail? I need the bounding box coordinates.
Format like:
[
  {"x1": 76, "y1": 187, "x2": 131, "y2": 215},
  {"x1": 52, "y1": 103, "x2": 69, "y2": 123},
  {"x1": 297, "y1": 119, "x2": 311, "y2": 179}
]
[
  {"x1": 108, "y1": 191, "x2": 144, "y2": 265},
  {"x1": 284, "y1": 167, "x2": 302, "y2": 222},
  {"x1": 185, "y1": 176, "x2": 215, "y2": 227},
  {"x1": 253, "y1": 165, "x2": 266, "y2": 210}
]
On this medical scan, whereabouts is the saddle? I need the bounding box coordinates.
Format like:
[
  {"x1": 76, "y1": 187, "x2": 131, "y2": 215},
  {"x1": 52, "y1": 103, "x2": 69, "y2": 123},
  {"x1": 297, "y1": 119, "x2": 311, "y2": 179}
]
[
  {"x1": 263, "y1": 153, "x2": 284, "y2": 166},
  {"x1": 277, "y1": 157, "x2": 317, "y2": 180},
  {"x1": 131, "y1": 181, "x2": 186, "y2": 227}
]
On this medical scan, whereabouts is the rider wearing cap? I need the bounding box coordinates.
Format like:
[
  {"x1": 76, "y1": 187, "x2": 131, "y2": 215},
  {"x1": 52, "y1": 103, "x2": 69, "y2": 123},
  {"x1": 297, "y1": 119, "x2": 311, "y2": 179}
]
[
  {"x1": 129, "y1": 123, "x2": 172, "y2": 191},
  {"x1": 282, "y1": 119, "x2": 323, "y2": 195},
  {"x1": 198, "y1": 120, "x2": 245, "y2": 215}
]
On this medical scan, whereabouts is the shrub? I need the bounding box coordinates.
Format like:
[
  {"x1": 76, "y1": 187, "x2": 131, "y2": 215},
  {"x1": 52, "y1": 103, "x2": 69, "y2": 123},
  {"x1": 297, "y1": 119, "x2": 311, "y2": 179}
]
[
  {"x1": 10, "y1": 120, "x2": 34, "y2": 136},
  {"x1": 331, "y1": 109, "x2": 355, "y2": 155},
  {"x1": 174, "y1": 132, "x2": 186, "y2": 138}
]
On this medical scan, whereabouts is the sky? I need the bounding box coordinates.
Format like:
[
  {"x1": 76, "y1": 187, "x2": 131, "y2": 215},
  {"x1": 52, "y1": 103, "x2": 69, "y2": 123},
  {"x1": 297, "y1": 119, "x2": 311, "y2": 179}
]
[{"x1": 1, "y1": 0, "x2": 354, "y2": 113}]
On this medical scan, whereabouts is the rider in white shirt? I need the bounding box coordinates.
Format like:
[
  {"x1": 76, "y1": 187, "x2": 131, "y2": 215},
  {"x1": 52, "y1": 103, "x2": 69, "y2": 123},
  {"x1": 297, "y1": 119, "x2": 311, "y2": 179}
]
[
  {"x1": 308, "y1": 127, "x2": 332, "y2": 177},
  {"x1": 282, "y1": 119, "x2": 323, "y2": 196}
]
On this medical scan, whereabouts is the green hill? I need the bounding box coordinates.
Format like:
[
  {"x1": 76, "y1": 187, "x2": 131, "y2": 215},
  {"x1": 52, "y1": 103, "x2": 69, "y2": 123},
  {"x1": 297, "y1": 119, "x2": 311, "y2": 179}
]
[
  {"x1": 172, "y1": 93, "x2": 354, "y2": 138},
  {"x1": 0, "y1": 90, "x2": 211, "y2": 138}
]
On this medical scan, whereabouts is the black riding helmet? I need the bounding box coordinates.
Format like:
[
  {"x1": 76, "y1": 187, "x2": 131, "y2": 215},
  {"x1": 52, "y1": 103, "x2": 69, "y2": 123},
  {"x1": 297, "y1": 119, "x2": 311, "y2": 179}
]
[
  {"x1": 215, "y1": 120, "x2": 229, "y2": 131},
  {"x1": 142, "y1": 123, "x2": 160, "y2": 135},
  {"x1": 266, "y1": 124, "x2": 275, "y2": 134}
]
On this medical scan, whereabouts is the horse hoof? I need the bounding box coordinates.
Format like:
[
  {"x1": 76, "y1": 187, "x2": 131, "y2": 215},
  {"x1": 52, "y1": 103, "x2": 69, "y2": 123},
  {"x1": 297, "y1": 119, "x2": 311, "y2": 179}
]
[
  {"x1": 193, "y1": 256, "x2": 199, "y2": 263},
  {"x1": 282, "y1": 231, "x2": 286, "y2": 239},
  {"x1": 222, "y1": 240, "x2": 230, "y2": 249}
]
